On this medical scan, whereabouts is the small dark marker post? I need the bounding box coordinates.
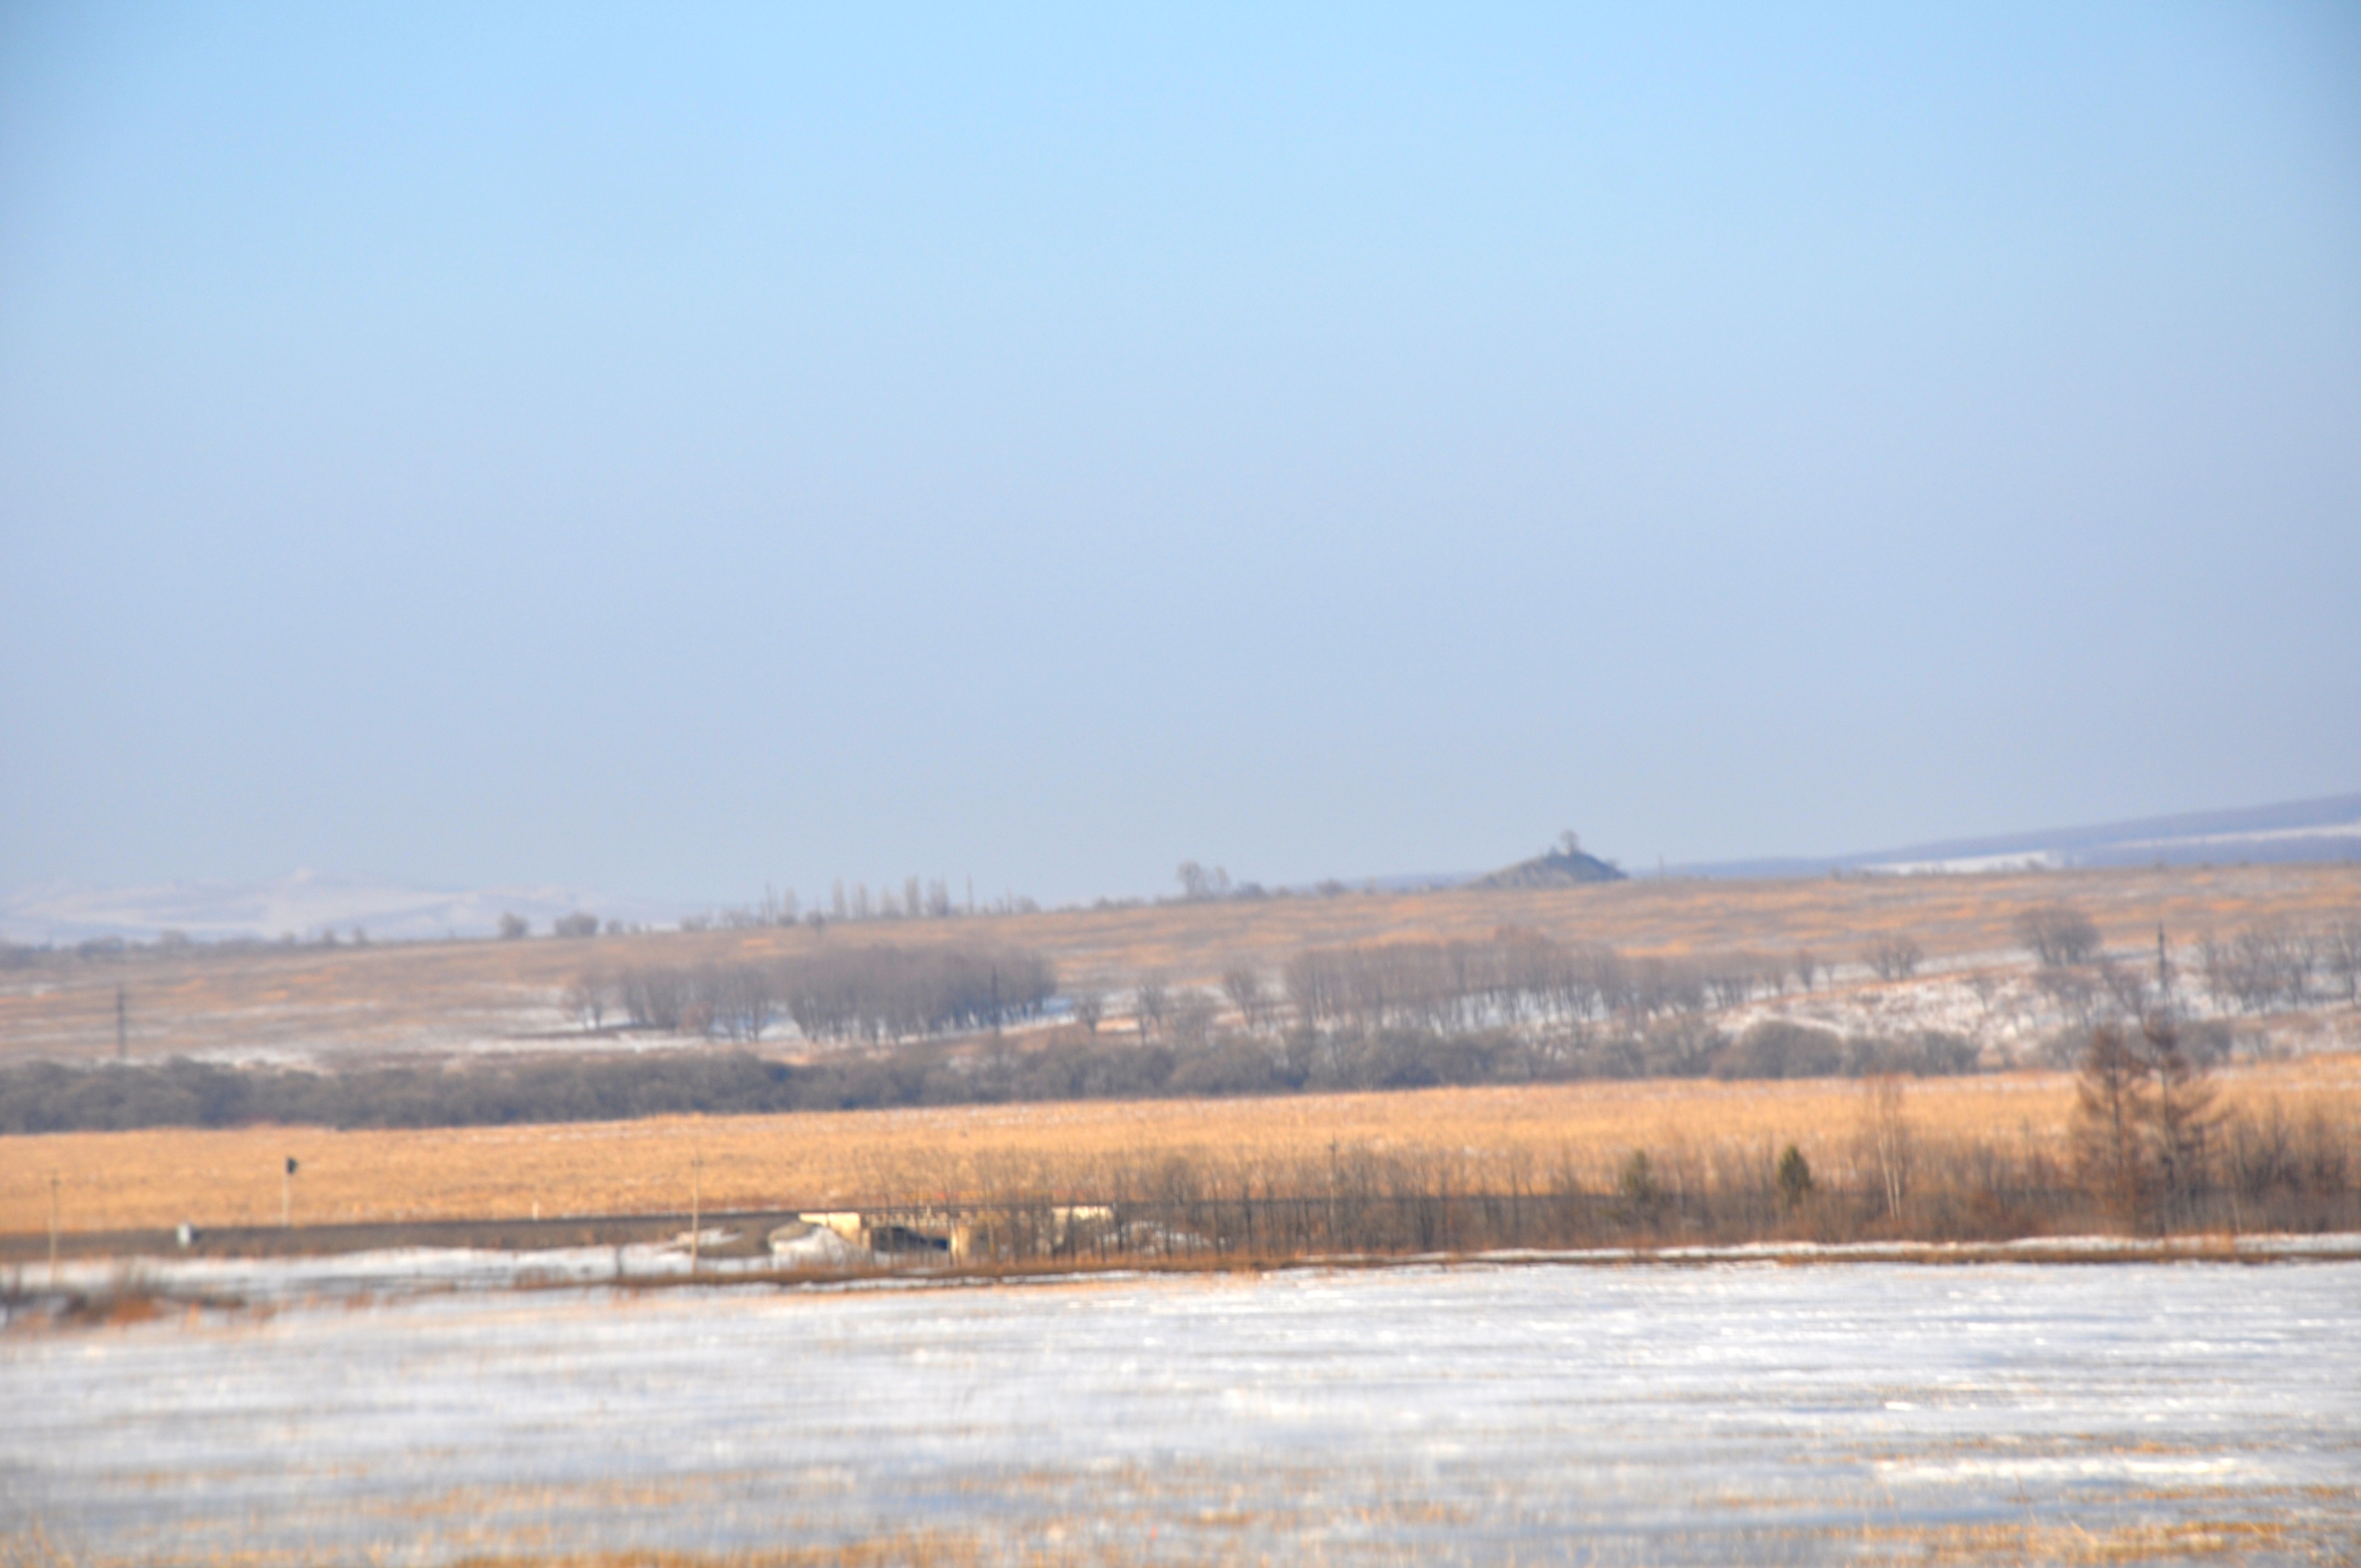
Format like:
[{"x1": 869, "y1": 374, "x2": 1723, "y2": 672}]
[{"x1": 282, "y1": 1156, "x2": 298, "y2": 1229}]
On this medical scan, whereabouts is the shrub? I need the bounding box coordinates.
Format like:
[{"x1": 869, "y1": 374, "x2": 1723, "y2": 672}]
[
  {"x1": 1862, "y1": 935, "x2": 1924, "y2": 982},
  {"x1": 2015, "y1": 903, "x2": 2102, "y2": 968},
  {"x1": 1776, "y1": 1144, "x2": 1814, "y2": 1208}
]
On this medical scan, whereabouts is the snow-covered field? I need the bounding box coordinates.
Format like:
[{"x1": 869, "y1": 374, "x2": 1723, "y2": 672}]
[{"x1": 5, "y1": 1261, "x2": 2356, "y2": 1565}]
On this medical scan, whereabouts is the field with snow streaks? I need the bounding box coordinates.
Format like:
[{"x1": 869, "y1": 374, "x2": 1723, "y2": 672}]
[{"x1": 4, "y1": 1262, "x2": 2357, "y2": 1565}]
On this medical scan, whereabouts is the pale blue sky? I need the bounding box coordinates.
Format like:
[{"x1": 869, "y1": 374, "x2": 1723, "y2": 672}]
[{"x1": 3, "y1": 3, "x2": 2357, "y2": 906}]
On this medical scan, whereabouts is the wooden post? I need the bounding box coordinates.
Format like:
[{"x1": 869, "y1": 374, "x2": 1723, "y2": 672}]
[
  {"x1": 1327, "y1": 1139, "x2": 1340, "y2": 1249},
  {"x1": 282, "y1": 1156, "x2": 297, "y2": 1229}
]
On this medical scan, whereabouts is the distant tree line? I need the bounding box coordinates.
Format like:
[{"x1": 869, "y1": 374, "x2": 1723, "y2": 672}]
[
  {"x1": 0, "y1": 1013, "x2": 1980, "y2": 1137},
  {"x1": 2004, "y1": 903, "x2": 2361, "y2": 1035},
  {"x1": 2199, "y1": 918, "x2": 2361, "y2": 1012},
  {"x1": 0, "y1": 1054, "x2": 803, "y2": 1135},
  {"x1": 580, "y1": 944, "x2": 1057, "y2": 1044},
  {"x1": 1278, "y1": 932, "x2": 1808, "y2": 1035},
  {"x1": 5, "y1": 1053, "x2": 2351, "y2": 1261},
  {"x1": 664, "y1": 879, "x2": 1014, "y2": 933}
]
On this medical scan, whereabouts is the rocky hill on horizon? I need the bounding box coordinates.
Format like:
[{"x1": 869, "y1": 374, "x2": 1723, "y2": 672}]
[{"x1": 1466, "y1": 838, "x2": 1628, "y2": 890}]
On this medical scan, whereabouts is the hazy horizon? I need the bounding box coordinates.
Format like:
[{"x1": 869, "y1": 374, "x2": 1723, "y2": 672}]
[{"x1": 6, "y1": 5, "x2": 2358, "y2": 909}]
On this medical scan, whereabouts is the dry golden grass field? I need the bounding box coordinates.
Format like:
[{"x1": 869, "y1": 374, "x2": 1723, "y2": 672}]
[
  {"x1": 6, "y1": 1055, "x2": 2356, "y2": 1237},
  {"x1": 3, "y1": 864, "x2": 2357, "y2": 1065}
]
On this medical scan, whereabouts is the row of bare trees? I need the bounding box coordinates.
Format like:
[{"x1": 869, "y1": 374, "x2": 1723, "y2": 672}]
[
  {"x1": 2012, "y1": 901, "x2": 2361, "y2": 1019},
  {"x1": 2199, "y1": 918, "x2": 2361, "y2": 1012},
  {"x1": 574, "y1": 945, "x2": 1056, "y2": 1045},
  {"x1": 1278, "y1": 933, "x2": 1809, "y2": 1035},
  {"x1": 671, "y1": 879, "x2": 1044, "y2": 934},
  {"x1": 836, "y1": 1067, "x2": 2352, "y2": 1260}
]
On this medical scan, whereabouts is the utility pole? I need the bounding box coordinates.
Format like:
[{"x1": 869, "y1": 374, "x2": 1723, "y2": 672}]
[{"x1": 116, "y1": 986, "x2": 128, "y2": 1060}]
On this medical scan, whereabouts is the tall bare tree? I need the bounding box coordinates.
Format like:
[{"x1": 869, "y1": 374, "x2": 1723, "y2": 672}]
[
  {"x1": 562, "y1": 974, "x2": 608, "y2": 1031},
  {"x1": 1860, "y1": 1076, "x2": 1912, "y2": 1219}
]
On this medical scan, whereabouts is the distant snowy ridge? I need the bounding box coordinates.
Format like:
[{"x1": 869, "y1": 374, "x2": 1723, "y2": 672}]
[
  {"x1": 9, "y1": 791, "x2": 2354, "y2": 943},
  {"x1": 1673, "y1": 792, "x2": 2361, "y2": 879},
  {"x1": 0, "y1": 870, "x2": 687, "y2": 945}
]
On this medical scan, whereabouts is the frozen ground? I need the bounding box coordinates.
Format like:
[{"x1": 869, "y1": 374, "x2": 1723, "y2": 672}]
[
  {"x1": 4, "y1": 1261, "x2": 2357, "y2": 1565},
  {"x1": 8, "y1": 1232, "x2": 2359, "y2": 1310}
]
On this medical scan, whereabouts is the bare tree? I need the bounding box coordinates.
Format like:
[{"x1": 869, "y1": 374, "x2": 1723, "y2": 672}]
[
  {"x1": 1702, "y1": 955, "x2": 1772, "y2": 1010},
  {"x1": 1134, "y1": 973, "x2": 1171, "y2": 1045},
  {"x1": 1965, "y1": 970, "x2": 2006, "y2": 1026},
  {"x1": 562, "y1": 974, "x2": 608, "y2": 1031},
  {"x1": 2242, "y1": 922, "x2": 2315, "y2": 1008},
  {"x1": 2205, "y1": 921, "x2": 2317, "y2": 1012},
  {"x1": 2015, "y1": 903, "x2": 2102, "y2": 968},
  {"x1": 2037, "y1": 965, "x2": 2102, "y2": 1032},
  {"x1": 552, "y1": 912, "x2": 599, "y2": 939},
  {"x1": 2092, "y1": 955, "x2": 2148, "y2": 1019},
  {"x1": 1861, "y1": 935, "x2": 1924, "y2": 982},
  {"x1": 1169, "y1": 992, "x2": 1218, "y2": 1052},
  {"x1": 1221, "y1": 966, "x2": 1267, "y2": 1031},
  {"x1": 1176, "y1": 862, "x2": 1232, "y2": 902},
  {"x1": 703, "y1": 963, "x2": 782, "y2": 1043},
  {"x1": 616, "y1": 966, "x2": 692, "y2": 1030},
  {"x1": 2327, "y1": 917, "x2": 2361, "y2": 1006},
  {"x1": 497, "y1": 912, "x2": 530, "y2": 940},
  {"x1": 1070, "y1": 991, "x2": 1103, "y2": 1033},
  {"x1": 1792, "y1": 950, "x2": 1820, "y2": 993},
  {"x1": 1860, "y1": 1076, "x2": 1912, "y2": 1219}
]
